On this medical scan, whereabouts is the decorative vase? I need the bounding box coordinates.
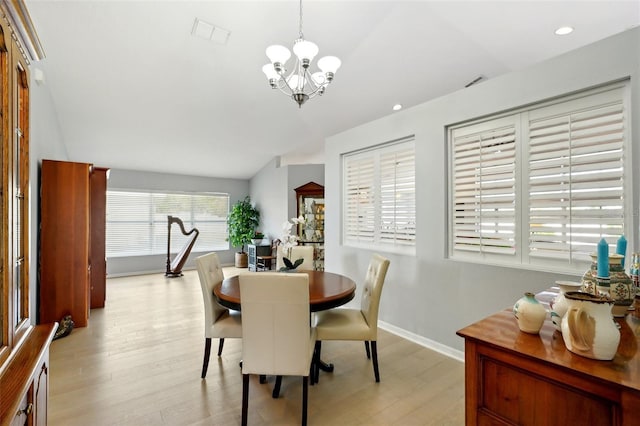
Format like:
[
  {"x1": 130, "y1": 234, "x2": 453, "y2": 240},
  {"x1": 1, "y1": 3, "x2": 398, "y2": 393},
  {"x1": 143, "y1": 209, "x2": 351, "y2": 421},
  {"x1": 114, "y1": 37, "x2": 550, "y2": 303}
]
[
  {"x1": 513, "y1": 292, "x2": 547, "y2": 334},
  {"x1": 606, "y1": 254, "x2": 634, "y2": 317},
  {"x1": 561, "y1": 291, "x2": 620, "y2": 360},
  {"x1": 582, "y1": 253, "x2": 634, "y2": 317},
  {"x1": 581, "y1": 253, "x2": 598, "y2": 295},
  {"x1": 550, "y1": 281, "x2": 583, "y2": 332},
  {"x1": 305, "y1": 229, "x2": 314, "y2": 241}
]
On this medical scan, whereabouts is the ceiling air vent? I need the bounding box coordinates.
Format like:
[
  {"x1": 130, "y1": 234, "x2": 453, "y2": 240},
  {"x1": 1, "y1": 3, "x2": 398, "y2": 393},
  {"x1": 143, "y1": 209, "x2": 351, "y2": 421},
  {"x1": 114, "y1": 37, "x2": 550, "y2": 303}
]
[{"x1": 191, "y1": 18, "x2": 230, "y2": 45}]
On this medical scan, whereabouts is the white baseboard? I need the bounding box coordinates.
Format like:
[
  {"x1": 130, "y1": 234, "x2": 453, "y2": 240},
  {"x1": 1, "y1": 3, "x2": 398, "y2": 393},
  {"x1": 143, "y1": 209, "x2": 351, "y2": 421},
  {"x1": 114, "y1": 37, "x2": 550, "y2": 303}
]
[{"x1": 378, "y1": 320, "x2": 465, "y2": 363}]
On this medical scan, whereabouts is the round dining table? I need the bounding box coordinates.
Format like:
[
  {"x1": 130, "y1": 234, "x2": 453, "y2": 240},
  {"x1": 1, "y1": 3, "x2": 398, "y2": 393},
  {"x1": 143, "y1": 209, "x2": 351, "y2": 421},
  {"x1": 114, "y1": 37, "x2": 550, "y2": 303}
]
[
  {"x1": 214, "y1": 269, "x2": 356, "y2": 376},
  {"x1": 214, "y1": 269, "x2": 356, "y2": 312}
]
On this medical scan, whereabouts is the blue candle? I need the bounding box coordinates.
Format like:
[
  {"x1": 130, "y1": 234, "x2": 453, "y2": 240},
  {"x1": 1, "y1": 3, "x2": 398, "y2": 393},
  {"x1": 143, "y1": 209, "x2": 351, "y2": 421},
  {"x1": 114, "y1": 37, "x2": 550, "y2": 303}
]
[
  {"x1": 616, "y1": 235, "x2": 627, "y2": 268},
  {"x1": 597, "y1": 238, "x2": 609, "y2": 278}
]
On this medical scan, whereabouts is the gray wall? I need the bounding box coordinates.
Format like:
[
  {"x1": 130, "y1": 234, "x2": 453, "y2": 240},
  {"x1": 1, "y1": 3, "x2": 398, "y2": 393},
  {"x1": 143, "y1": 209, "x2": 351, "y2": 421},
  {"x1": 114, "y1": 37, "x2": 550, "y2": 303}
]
[
  {"x1": 324, "y1": 28, "x2": 640, "y2": 354},
  {"x1": 250, "y1": 158, "x2": 324, "y2": 243},
  {"x1": 286, "y1": 164, "x2": 325, "y2": 220},
  {"x1": 107, "y1": 168, "x2": 249, "y2": 275}
]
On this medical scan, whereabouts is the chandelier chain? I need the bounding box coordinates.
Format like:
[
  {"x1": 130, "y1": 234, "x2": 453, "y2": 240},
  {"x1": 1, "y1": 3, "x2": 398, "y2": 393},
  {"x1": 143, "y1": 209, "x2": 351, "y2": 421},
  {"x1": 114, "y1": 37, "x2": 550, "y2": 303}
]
[{"x1": 298, "y1": 0, "x2": 304, "y2": 39}]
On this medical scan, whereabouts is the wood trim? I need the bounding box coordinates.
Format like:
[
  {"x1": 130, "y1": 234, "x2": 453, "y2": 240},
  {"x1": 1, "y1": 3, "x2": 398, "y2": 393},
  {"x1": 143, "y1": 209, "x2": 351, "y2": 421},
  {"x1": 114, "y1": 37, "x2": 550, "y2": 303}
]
[{"x1": 0, "y1": 0, "x2": 45, "y2": 62}]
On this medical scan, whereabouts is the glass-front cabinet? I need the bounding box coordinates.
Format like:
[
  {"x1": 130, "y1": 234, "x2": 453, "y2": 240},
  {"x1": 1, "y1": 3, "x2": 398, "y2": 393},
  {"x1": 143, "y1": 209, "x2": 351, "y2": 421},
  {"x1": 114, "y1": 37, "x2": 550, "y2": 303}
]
[
  {"x1": 0, "y1": 3, "x2": 57, "y2": 426},
  {"x1": 295, "y1": 182, "x2": 325, "y2": 271}
]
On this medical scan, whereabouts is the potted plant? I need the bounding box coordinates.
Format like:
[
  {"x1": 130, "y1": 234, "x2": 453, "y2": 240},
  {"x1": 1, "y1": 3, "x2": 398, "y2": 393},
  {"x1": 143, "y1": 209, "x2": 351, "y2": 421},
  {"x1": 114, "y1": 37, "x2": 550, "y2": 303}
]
[
  {"x1": 251, "y1": 231, "x2": 265, "y2": 245},
  {"x1": 227, "y1": 196, "x2": 260, "y2": 267}
]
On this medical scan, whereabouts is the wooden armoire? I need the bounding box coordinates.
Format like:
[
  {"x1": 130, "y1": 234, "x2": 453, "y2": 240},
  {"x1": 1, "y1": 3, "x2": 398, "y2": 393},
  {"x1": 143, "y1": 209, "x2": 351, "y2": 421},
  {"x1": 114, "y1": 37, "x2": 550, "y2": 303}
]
[{"x1": 39, "y1": 159, "x2": 109, "y2": 328}]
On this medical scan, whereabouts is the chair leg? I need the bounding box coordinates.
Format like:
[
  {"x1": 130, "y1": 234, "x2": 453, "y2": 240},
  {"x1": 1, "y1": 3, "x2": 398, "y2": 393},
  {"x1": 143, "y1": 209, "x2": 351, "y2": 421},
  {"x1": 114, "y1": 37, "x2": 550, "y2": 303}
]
[
  {"x1": 259, "y1": 374, "x2": 266, "y2": 384},
  {"x1": 371, "y1": 341, "x2": 380, "y2": 382},
  {"x1": 272, "y1": 375, "x2": 282, "y2": 398},
  {"x1": 314, "y1": 341, "x2": 322, "y2": 383},
  {"x1": 364, "y1": 341, "x2": 371, "y2": 359},
  {"x1": 201, "y1": 338, "x2": 212, "y2": 378},
  {"x1": 242, "y1": 374, "x2": 250, "y2": 426},
  {"x1": 217, "y1": 338, "x2": 225, "y2": 356},
  {"x1": 302, "y1": 376, "x2": 308, "y2": 426}
]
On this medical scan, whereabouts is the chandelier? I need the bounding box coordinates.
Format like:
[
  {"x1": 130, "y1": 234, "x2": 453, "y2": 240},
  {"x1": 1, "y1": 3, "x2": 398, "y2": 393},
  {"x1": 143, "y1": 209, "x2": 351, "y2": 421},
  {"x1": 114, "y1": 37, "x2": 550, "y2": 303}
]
[{"x1": 262, "y1": 0, "x2": 341, "y2": 108}]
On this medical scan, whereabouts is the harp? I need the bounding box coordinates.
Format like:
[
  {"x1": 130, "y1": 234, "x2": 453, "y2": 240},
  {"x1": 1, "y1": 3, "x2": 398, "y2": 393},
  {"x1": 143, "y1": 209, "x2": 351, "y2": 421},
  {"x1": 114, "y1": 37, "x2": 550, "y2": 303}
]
[{"x1": 166, "y1": 215, "x2": 199, "y2": 277}]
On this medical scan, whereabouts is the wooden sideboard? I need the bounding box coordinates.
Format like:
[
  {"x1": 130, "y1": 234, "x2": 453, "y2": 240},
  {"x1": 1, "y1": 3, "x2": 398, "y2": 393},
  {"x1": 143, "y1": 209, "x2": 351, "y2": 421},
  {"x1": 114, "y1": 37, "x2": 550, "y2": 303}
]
[
  {"x1": 0, "y1": 323, "x2": 57, "y2": 425},
  {"x1": 457, "y1": 289, "x2": 640, "y2": 426}
]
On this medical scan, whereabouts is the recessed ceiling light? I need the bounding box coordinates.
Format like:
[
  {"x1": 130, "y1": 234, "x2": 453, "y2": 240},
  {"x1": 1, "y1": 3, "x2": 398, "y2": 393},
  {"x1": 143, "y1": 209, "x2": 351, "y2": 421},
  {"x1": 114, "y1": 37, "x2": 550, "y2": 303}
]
[
  {"x1": 555, "y1": 26, "x2": 574, "y2": 36},
  {"x1": 392, "y1": 104, "x2": 402, "y2": 111}
]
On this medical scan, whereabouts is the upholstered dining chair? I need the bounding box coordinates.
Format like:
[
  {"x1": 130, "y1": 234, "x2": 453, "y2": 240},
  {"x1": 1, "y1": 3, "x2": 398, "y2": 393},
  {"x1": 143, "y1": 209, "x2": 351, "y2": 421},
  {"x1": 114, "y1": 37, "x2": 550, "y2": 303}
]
[
  {"x1": 314, "y1": 254, "x2": 390, "y2": 383},
  {"x1": 196, "y1": 252, "x2": 242, "y2": 379},
  {"x1": 276, "y1": 245, "x2": 315, "y2": 271},
  {"x1": 239, "y1": 272, "x2": 316, "y2": 426}
]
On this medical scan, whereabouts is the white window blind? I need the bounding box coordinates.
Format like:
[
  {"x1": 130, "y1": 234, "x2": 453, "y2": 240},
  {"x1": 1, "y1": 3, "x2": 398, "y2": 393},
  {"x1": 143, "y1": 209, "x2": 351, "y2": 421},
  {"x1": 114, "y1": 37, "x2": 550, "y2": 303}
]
[
  {"x1": 451, "y1": 118, "x2": 517, "y2": 256},
  {"x1": 343, "y1": 137, "x2": 416, "y2": 252},
  {"x1": 106, "y1": 190, "x2": 229, "y2": 258},
  {"x1": 527, "y1": 88, "x2": 625, "y2": 264},
  {"x1": 448, "y1": 82, "x2": 629, "y2": 272}
]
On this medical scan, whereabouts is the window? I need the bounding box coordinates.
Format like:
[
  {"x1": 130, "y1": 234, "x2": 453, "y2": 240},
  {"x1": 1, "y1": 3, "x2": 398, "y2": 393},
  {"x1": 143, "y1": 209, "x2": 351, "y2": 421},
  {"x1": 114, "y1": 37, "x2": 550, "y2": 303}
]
[
  {"x1": 106, "y1": 190, "x2": 229, "y2": 257},
  {"x1": 448, "y1": 81, "x2": 630, "y2": 272},
  {"x1": 343, "y1": 137, "x2": 416, "y2": 253}
]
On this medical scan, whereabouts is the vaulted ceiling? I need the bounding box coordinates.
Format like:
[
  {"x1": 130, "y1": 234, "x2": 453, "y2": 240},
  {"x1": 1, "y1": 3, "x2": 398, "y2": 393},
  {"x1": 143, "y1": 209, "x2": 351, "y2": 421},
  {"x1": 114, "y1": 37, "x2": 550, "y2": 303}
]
[{"x1": 26, "y1": 1, "x2": 640, "y2": 179}]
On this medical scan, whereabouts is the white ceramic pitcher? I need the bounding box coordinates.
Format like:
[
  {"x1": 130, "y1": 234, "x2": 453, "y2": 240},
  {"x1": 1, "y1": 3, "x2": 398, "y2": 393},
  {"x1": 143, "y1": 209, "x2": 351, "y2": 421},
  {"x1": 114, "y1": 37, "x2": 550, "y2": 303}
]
[{"x1": 561, "y1": 291, "x2": 620, "y2": 361}]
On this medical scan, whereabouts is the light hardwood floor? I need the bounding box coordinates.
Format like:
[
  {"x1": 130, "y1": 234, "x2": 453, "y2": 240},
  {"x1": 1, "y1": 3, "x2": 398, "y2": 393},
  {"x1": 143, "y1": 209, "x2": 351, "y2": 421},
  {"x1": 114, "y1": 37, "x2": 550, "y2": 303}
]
[{"x1": 49, "y1": 269, "x2": 465, "y2": 425}]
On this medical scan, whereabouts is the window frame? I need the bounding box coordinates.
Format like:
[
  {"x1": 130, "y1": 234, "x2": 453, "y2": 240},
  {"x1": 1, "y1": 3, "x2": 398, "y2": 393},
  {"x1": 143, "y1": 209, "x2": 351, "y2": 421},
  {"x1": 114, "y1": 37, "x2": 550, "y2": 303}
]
[
  {"x1": 342, "y1": 136, "x2": 416, "y2": 255},
  {"x1": 447, "y1": 80, "x2": 633, "y2": 275}
]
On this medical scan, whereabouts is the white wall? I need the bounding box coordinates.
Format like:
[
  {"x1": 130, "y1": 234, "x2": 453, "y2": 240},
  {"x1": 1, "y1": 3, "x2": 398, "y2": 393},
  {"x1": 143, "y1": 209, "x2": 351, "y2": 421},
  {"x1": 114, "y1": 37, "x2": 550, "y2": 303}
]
[
  {"x1": 250, "y1": 157, "x2": 288, "y2": 242},
  {"x1": 325, "y1": 28, "x2": 640, "y2": 354},
  {"x1": 30, "y1": 73, "x2": 69, "y2": 323}
]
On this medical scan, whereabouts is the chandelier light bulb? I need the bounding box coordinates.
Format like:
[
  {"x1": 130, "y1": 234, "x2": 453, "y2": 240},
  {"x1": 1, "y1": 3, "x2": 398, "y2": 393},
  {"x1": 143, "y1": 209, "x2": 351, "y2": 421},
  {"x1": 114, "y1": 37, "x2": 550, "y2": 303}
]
[
  {"x1": 292, "y1": 39, "x2": 319, "y2": 64},
  {"x1": 317, "y1": 56, "x2": 341, "y2": 74},
  {"x1": 262, "y1": 64, "x2": 280, "y2": 81},
  {"x1": 311, "y1": 72, "x2": 325, "y2": 86},
  {"x1": 266, "y1": 45, "x2": 291, "y2": 65}
]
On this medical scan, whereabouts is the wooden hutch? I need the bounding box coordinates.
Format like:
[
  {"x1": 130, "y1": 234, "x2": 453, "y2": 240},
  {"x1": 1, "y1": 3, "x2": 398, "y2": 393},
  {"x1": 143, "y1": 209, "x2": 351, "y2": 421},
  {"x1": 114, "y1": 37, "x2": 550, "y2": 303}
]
[{"x1": 295, "y1": 182, "x2": 325, "y2": 271}]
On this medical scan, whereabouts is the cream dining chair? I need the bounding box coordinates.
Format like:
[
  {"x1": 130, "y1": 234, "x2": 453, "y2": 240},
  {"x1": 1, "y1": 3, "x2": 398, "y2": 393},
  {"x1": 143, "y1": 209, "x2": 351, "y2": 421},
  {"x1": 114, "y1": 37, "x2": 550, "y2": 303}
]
[
  {"x1": 239, "y1": 272, "x2": 316, "y2": 426},
  {"x1": 276, "y1": 245, "x2": 315, "y2": 271},
  {"x1": 314, "y1": 254, "x2": 390, "y2": 383},
  {"x1": 196, "y1": 252, "x2": 242, "y2": 379}
]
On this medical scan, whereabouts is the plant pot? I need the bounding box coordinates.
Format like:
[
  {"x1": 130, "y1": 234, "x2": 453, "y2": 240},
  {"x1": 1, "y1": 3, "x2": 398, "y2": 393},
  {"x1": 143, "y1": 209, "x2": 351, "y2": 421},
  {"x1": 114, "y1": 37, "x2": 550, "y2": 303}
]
[{"x1": 235, "y1": 252, "x2": 248, "y2": 268}]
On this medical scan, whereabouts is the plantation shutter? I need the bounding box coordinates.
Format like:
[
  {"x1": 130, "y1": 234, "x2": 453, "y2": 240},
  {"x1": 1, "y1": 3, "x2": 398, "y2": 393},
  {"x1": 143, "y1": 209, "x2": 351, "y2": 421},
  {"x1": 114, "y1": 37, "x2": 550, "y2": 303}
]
[
  {"x1": 528, "y1": 88, "x2": 625, "y2": 262},
  {"x1": 379, "y1": 145, "x2": 416, "y2": 245},
  {"x1": 344, "y1": 153, "x2": 376, "y2": 244},
  {"x1": 343, "y1": 137, "x2": 416, "y2": 250},
  {"x1": 451, "y1": 118, "x2": 517, "y2": 255}
]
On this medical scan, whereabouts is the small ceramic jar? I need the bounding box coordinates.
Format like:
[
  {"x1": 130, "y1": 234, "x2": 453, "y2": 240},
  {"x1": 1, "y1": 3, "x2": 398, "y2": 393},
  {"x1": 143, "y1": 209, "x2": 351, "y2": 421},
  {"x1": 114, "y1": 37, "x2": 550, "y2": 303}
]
[{"x1": 513, "y1": 292, "x2": 547, "y2": 334}]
